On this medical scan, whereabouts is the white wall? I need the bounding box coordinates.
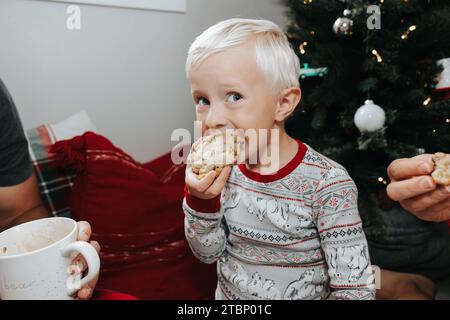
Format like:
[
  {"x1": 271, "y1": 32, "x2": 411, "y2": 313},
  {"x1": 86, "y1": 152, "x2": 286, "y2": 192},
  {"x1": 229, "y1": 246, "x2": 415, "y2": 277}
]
[{"x1": 0, "y1": 0, "x2": 288, "y2": 162}]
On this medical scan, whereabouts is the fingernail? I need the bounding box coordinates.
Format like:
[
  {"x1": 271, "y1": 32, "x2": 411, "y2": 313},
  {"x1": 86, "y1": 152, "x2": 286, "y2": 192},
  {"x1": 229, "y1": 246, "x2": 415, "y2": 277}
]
[
  {"x1": 420, "y1": 177, "x2": 435, "y2": 190},
  {"x1": 419, "y1": 163, "x2": 431, "y2": 174}
]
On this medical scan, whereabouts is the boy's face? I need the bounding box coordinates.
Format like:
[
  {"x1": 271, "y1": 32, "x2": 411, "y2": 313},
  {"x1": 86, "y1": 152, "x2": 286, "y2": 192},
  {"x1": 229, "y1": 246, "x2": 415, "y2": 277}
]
[{"x1": 188, "y1": 41, "x2": 278, "y2": 137}]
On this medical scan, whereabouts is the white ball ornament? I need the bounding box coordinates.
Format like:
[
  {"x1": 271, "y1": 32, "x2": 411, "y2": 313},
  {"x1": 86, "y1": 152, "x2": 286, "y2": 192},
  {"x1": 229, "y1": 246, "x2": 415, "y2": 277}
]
[
  {"x1": 333, "y1": 9, "x2": 353, "y2": 37},
  {"x1": 436, "y1": 58, "x2": 450, "y2": 90},
  {"x1": 354, "y1": 99, "x2": 386, "y2": 132}
]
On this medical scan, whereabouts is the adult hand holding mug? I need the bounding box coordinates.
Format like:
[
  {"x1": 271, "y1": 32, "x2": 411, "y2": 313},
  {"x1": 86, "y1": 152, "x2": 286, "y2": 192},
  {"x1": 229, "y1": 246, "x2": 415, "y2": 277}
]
[{"x1": 0, "y1": 217, "x2": 100, "y2": 300}]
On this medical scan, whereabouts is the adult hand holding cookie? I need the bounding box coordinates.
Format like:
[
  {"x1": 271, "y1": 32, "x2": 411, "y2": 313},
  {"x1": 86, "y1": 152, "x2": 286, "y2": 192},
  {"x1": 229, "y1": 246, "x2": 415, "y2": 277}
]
[{"x1": 386, "y1": 153, "x2": 450, "y2": 222}]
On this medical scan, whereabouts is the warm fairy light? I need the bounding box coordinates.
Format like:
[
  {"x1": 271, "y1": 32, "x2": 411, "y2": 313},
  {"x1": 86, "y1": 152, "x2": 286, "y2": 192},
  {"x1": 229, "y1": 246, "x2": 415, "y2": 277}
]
[
  {"x1": 432, "y1": 129, "x2": 437, "y2": 134},
  {"x1": 299, "y1": 41, "x2": 308, "y2": 54},
  {"x1": 378, "y1": 177, "x2": 388, "y2": 185},
  {"x1": 380, "y1": 0, "x2": 384, "y2": 3},
  {"x1": 401, "y1": 25, "x2": 417, "y2": 40},
  {"x1": 303, "y1": 0, "x2": 313, "y2": 4},
  {"x1": 310, "y1": 30, "x2": 315, "y2": 35},
  {"x1": 372, "y1": 49, "x2": 382, "y2": 63},
  {"x1": 423, "y1": 97, "x2": 431, "y2": 106},
  {"x1": 378, "y1": 177, "x2": 384, "y2": 182},
  {"x1": 446, "y1": 118, "x2": 450, "y2": 123}
]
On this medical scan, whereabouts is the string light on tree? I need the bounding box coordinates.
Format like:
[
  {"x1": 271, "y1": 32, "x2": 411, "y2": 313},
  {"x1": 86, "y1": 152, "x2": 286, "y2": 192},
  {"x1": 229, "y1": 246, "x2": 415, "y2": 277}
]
[
  {"x1": 401, "y1": 25, "x2": 417, "y2": 40},
  {"x1": 372, "y1": 49, "x2": 383, "y2": 63},
  {"x1": 299, "y1": 41, "x2": 308, "y2": 54},
  {"x1": 423, "y1": 96, "x2": 431, "y2": 106},
  {"x1": 354, "y1": 99, "x2": 386, "y2": 132}
]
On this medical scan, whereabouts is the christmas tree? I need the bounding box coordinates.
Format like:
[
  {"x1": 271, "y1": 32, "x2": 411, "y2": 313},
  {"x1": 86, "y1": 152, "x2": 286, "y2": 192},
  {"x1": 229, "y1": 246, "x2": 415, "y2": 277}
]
[{"x1": 285, "y1": 0, "x2": 450, "y2": 278}]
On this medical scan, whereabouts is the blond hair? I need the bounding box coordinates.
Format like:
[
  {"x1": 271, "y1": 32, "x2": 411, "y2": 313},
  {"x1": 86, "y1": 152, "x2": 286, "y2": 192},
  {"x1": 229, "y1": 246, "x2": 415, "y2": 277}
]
[{"x1": 186, "y1": 18, "x2": 300, "y2": 95}]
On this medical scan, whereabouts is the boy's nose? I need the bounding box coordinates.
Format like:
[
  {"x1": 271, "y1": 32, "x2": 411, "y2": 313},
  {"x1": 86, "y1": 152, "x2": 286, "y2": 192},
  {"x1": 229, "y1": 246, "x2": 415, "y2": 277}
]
[{"x1": 205, "y1": 105, "x2": 228, "y2": 130}]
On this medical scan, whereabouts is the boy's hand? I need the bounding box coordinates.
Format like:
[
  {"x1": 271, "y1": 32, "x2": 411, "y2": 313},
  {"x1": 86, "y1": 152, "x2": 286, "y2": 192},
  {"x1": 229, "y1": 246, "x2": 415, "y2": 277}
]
[
  {"x1": 386, "y1": 154, "x2": 450, "y2": 222},
  {"x1": 185, "y1": 165, "x2": 232, "y2": 200},
  {"x1": 72, "y1": 221, "x2": 101, "y2": 300}
]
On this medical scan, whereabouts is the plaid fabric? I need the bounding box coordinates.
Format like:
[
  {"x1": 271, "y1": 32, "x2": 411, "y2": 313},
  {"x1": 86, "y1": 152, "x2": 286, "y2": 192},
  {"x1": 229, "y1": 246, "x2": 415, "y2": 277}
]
[{"x1": 27, "y1": 125, "x2": 75, "y2": 217}]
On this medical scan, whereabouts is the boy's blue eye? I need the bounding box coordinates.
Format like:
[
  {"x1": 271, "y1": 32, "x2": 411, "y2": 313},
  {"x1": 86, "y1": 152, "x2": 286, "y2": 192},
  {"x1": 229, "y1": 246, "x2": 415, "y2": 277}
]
[
  {"x1": 227, "y1": 93, "x2": 242, "y2": 103},
  {"x1": 198, "y1": 97, "x2": 209, "y2": 106}
]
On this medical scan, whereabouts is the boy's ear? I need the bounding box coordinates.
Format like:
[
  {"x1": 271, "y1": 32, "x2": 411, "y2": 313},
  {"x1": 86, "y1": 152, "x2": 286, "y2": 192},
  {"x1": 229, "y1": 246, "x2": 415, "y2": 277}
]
[{"x1": 274, "y1": 87, "x2": 301, "y2": 122}]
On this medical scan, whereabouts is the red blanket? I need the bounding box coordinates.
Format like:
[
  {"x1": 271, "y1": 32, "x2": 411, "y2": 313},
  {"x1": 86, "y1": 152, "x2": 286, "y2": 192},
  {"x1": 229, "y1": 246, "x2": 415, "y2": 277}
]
[{"x1": 52, "y1": 132, "x2": 217, "y2": 299}]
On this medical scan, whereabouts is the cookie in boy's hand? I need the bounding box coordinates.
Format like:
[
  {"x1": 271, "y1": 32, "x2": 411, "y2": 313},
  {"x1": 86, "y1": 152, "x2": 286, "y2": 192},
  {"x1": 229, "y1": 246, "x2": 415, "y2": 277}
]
[
  {"x1": 431, "y1": 152, "x2": 450, "y2": 186},
  {"x1": 188, "y1": 132, "x2": 244, "y2": 179}
]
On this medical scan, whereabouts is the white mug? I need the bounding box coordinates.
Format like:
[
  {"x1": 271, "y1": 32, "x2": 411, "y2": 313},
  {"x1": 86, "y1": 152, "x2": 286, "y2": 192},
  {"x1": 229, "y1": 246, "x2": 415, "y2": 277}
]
[{"x1": 0, "y1": 217, "x2": 100, "y2": 300}]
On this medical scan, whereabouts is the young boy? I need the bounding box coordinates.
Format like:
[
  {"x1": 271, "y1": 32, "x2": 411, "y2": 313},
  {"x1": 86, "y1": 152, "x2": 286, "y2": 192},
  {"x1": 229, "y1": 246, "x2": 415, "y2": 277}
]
[{"x1": 183, "y1": 18, "x2": 375, "y2": 300}]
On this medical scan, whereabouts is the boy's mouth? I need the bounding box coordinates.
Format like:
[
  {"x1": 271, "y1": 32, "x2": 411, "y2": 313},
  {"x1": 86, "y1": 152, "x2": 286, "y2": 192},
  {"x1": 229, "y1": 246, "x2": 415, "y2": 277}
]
[{"x1": 203, "y1": 128, "x2": 245, "y2": 139}]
